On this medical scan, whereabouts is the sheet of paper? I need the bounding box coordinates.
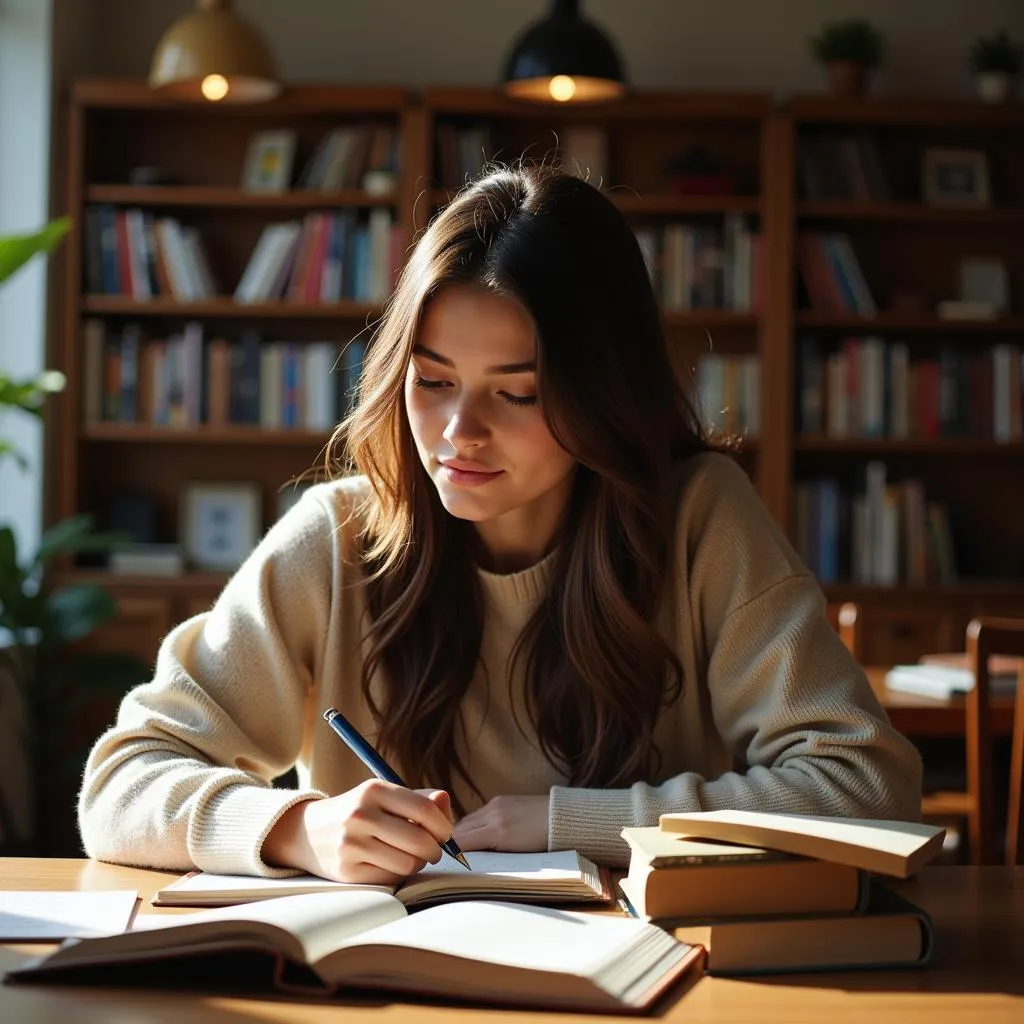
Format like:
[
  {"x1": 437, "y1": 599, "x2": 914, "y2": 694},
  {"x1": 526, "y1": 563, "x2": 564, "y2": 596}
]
[{"x1": 0, "y1": 890, "x2": 139, "y2": 940}]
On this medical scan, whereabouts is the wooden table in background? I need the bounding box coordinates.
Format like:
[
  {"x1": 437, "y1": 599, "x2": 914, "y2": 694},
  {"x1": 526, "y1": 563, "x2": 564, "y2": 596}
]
[
  {"x1": 1, "y1": 858, "x2": 1022, "y2": 1023},
  {"x1": 867, "y1": 665, "x2": 1017, "y2": 738}
]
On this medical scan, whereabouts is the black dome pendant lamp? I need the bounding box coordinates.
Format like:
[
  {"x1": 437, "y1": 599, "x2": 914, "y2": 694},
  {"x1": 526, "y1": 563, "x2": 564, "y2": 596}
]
[{"x1": 501, "y1": 0, "x2": 627, "y2": 103}]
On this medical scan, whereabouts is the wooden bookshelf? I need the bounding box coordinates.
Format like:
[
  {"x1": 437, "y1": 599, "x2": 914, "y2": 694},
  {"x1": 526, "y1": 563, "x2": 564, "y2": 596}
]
[
  {"x1": 781, "y1": 96, "x2": 1024, "y2": 659},
  {"x1": 50, "y1": 80, "x2": 1024, "y2": 684}
]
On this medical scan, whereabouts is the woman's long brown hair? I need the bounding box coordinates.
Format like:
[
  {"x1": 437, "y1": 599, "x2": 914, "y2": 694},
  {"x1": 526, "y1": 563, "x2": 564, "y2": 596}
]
[{"x1": 335, "y1": 163, "x2": 711, "y2": 812}]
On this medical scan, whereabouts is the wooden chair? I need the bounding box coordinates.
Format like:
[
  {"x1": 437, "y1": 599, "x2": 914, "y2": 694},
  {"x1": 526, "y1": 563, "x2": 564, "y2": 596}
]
[{"x1": 921, "y1": 617, "x2": 1024, "y2": 866}]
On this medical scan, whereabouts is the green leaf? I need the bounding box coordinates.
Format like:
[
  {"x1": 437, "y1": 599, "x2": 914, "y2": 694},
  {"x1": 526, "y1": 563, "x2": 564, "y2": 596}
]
[
  {"x1": 0, "y1": 526, "x2": 17, "y2": 575},
  {"x1": 43, "y1": 585, "x2": 117, "y2": 648},
  {"x1": 0, "y1": 217, "x2": 71, "y2": 287},
  {"x1": 32, "y1": 516, "x2": 130, "y2": 569},
  {"x1": 0, "y1": 439, "x2": 29, "y2": 471}
]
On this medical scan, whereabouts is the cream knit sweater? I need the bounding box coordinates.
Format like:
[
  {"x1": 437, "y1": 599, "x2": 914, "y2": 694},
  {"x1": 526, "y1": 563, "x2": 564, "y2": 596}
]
[{"x1": 79, "y1": 453, "x2": 922, "y2": 873}]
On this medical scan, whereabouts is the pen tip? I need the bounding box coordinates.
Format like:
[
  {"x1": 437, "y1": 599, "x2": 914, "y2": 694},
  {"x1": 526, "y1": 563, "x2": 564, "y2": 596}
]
[{"x1": 455, "y1": 852, "x2": 472, "y2": 871}]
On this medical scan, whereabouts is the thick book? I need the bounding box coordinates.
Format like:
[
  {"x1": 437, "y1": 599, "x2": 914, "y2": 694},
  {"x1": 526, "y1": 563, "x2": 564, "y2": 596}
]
[
  {"x1": 620, "y1": 826, "x2": 867, "y2": 920},
  {"x1": 6, "y1": 891, "x2": 705, "y2": 1012},
  {"x1": 154, "y1": 850, "x2": 610, "y2": 908},
  {"x1": 658, "y1": 811, "x2": 945, "y2": 879},
  {"x1": 619, "y1": 878, "x2": 932, "y2": 976}
]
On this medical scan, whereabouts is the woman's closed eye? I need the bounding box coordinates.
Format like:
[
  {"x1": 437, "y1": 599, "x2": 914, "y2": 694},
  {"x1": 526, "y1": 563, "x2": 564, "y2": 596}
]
[
  {"x1": 413, "y1": 375, "x2": 450, "y2": 391},
  {"x1": 499, "y1": 391, "x2": 538, "y2": 408},
  {"x1": 413, "y1": 375, "x2": 537, "y2": 408}
]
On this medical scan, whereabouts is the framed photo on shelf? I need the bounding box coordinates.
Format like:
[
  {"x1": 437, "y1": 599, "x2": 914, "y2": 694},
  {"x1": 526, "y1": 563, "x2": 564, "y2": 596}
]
[
  {"x1": 241, "y1": 130, "x2": 296, "y2": 193},
  {"x1": 180, "y1": 482, "x2": 262, "y2": 570},
  {"x1": 959, "y1": 256, "x2": 1009, "y2": 311},
  {"x1": 922, "y1": 148, "x2": 990, "y2": 207}
]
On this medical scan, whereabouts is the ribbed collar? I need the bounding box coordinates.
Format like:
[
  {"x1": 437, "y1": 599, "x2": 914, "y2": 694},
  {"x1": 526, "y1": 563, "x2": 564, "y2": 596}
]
[{"x1": 476, "y1": 547, "x2": 559, "y2": 605}]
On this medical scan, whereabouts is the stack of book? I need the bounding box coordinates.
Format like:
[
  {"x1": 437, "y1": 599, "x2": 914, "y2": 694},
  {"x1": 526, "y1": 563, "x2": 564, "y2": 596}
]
[{"x1": 619, "y1": 810, "x2": 945, "y2": 976}]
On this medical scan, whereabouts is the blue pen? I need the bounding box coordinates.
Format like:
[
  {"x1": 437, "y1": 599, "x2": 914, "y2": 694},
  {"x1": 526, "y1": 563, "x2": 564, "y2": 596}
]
[{"x1": 322, "y1": 707, "x2": 472, "y2": 870}]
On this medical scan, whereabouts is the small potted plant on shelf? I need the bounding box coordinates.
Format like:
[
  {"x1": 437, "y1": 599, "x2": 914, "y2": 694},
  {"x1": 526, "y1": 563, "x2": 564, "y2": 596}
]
[
  {"x1": 810, "y1": 18, "x2": 885, "y2": 98},
  {"x1": 0, "y1": 219, "x2": 148, "y2": 854},
  {"x1": 969, "y1": 29, "x2": 1022, "y2": 103}
]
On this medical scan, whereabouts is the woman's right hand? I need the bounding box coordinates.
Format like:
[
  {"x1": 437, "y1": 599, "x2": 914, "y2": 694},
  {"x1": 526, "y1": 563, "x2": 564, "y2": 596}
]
[{"x1": 262, "y1": 780, "x2": 455, "y2": 885}]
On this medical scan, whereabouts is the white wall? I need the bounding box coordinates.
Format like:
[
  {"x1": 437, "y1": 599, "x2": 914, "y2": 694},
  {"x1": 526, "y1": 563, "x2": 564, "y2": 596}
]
[
  {"x1": 92, "y1": 0, "x2": 1024, "y2": 97},
  {"x1": 0, "y1": 0, "x2": 55, "y2": 558}
]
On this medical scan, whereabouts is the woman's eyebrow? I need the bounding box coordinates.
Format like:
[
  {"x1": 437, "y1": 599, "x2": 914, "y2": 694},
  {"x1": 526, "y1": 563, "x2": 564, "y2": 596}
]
[{"x1": 412, "y1": 344, "x2": 536, "y2": 375}]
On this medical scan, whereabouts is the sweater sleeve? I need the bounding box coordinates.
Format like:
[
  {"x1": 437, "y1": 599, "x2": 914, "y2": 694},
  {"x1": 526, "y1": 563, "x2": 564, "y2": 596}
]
[
  {"x1": 78, "y1": 486, "x2": 344, "y2": 876},
  {"x1": 548, "y1": 455, "x2": 923, "y2": 866}
]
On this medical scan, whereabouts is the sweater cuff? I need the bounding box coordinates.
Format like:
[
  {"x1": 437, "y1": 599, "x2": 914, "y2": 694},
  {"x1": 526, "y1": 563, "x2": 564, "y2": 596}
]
[
  {"x1": 188, "y1": 783, "x2": 327, "y2": 877},
  {"x1": 548, "y1": 785, "x2": 636, "y2": 867}
]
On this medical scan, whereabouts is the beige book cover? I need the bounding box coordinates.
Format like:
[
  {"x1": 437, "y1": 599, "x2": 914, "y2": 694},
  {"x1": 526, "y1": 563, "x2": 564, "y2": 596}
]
[
  {"x1": 154, "y1": 850, "x2": 610, "y2": 909},
  {"x1": 658, "y1": 811, "x2": 945, "y2": 878},
  {"x1": 7, "y1": 891, "x2": 705, "y2": 1012}
]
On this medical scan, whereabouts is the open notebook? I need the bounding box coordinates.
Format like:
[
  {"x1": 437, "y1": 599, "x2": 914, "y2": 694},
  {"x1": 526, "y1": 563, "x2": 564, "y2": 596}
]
[
  {"x1": 6, "y1": 891, "x2": 705, "y2": 1012},
  {"x1": 154, "y1": 850, "x2": 610, "y2": 908}
]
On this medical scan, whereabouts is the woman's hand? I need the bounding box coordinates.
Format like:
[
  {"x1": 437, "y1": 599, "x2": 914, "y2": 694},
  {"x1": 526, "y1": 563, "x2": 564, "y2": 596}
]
[
  {"x1": 262, "y1": 780, "x2": 455, "y2": 885},
  {"x1": 453, "y1": 794, "x2": 550, "y2": 853}
]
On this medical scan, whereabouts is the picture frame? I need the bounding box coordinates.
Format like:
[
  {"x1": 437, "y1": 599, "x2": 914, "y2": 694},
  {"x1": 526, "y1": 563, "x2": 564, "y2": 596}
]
[
  {"x1": 180, "y1": 482, "x2": 262, "y2": 570},
  {"x1": 241, "y1": 130, "x2": 297, "y2": 193},
  {"x1": 959, "y1": 256, "x2": 1009, "y2": 311},
  {"x1": 922, "y1": 148, "x2": 990, "y2": 207}
]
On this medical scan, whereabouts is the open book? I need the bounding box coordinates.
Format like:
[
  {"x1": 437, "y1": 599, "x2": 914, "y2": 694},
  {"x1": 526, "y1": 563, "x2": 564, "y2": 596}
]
[
  {"x1": 154, "y1": 850, "x2": 609, "y2": 908},
  {"x1": 7, "y1": 891, "x2": 705, "y2": 1012}
]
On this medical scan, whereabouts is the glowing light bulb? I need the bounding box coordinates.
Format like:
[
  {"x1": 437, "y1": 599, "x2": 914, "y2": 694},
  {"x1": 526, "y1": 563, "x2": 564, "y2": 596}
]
[
  {"x1": 548, "y1": 75, "x2": 577, "y2": 102},
  {"x1": 201, "y1": 74, "x2": 229, "y2": 101}
]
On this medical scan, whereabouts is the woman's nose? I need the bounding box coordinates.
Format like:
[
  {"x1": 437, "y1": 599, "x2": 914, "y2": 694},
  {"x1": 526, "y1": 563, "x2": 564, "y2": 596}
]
[{"x1": 442, "y1": 399, "x2": 489, "y2": 448}]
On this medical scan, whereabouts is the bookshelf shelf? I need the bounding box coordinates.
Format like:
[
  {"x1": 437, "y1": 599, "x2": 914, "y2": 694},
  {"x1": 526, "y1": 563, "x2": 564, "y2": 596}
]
[
  {"x1": 59, "y1": 568, "x2": 231, "y2": 591},
  {"x1": 795, "y1": 437, "x2": 1024, "y2": 455},
  {"x1": 81, "y1": 297, "x2": 381, "y2": 320},
  {"x1": 797, "y1": 201, "x2": 1024, "y2": 225},
  {"x1": 795, "y1": 312, "x2": 1024, "y2": 333},
  {"x1": 80, "y1": 425, "x2": 334, "y2": 446},
  {"x1": 85, "y1": 185, "x2": 398, "y2": 209},
  {"x1": 663, "y1": 310, "x2": 760, "y2": 329}
]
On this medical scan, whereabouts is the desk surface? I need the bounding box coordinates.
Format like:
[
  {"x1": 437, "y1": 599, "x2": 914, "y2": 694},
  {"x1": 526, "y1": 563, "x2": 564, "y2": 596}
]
[
  {"x1": 867, "y1": 665, "x2": 1017, "y2": 738},
  {"x1": 1, "y1": 858, "x2": 1022, "y2": 1023}
]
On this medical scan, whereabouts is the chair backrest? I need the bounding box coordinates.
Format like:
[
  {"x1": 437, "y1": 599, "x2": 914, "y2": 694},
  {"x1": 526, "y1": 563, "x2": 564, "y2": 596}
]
[
  {"x1": 965, "y1": 617, "x2": 1024, "y2": 866},
  {"x1": 827, "y1": 602, "x2": 862, "y2": 661}
]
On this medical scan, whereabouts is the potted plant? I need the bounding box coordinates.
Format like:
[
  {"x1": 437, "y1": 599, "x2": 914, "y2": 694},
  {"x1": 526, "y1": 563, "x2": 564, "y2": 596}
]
[
  {"x1": 810, "y1": 18, "x2": 885, "y2": 98},
  {"x1": 969, "y1": 30, "x2": 1022, "y2": 103},
  {"x1": 0, "y1": 219, "x2": 148, "y2": 853}
]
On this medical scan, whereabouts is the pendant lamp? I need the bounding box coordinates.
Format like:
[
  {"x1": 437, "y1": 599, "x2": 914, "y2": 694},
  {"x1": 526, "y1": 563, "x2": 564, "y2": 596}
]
[
  {"x1": 501, "y1": 0, "x2": 626, "y2": 103},
  {"x1": 149, "y1": 0, "x2": 280, "y2": 104}
]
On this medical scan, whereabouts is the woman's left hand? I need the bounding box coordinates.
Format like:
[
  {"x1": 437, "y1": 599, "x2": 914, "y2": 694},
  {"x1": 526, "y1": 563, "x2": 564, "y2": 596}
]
[{"x1": 453, "y1": 794, "x2": 550, "y2": 853}]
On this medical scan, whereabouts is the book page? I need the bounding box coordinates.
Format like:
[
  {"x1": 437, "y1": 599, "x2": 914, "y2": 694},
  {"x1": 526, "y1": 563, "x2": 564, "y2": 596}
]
[
  {"x1": 156, "y1": 870, "x2": 394, "y2": 904},
  {"x1": 319, "y1": 899, "x2": 685, "y2": 1000},
  {"x1": 0, "y1": 890, "x2": 138, "y2": 940},
  {"x1": 397, "y1": 850, "x2": 601, "y2": 904}
]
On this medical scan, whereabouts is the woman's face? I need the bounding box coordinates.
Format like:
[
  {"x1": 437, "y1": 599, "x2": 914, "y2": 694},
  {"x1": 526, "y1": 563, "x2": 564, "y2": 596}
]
[{"x1": 405, "y1": 284, "x2": 576, "y2": 544}]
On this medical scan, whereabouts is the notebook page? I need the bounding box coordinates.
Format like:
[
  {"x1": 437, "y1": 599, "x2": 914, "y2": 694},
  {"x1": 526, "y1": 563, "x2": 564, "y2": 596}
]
[
  {"x1": 334, "y1": 900, "x2": 652, "y2": 977},
  {"x1": 0, "y1": 890, "x2": 138, "y2": 940}
]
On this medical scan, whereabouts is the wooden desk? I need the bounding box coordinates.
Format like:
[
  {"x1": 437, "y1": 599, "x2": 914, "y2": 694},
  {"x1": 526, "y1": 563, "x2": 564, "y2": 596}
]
[
  {"x1": 868, "y1": 665, "x2": 1017, "y2": 738},
  {"x1": 1, "y1": 859, "x2": 1022, "y2": 1022}
]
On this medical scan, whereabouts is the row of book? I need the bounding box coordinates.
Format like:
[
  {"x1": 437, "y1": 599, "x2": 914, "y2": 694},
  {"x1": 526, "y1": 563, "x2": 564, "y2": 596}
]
[
  {"x1": 797, "y1": 231, "x2": 877, "y2": 316},
  {"x1": 296, "y1": 122, "x2": 400, "y2": 191},
  {"x1": 798, "y1": 131, "x2": 891, "y2": 202},
  {"x1": 235, "y1": 210, "x2": 401, "y2": 304},
  {"x1": 83, "y1": 206, "x2": 218, "y2": 300},
  {"x1": 696, "y1": 353, "x2": 760, "y2": 438},
  {"x1": 793, "y1": 466, "x2": 957, "y2": 587},
  {"x1": 81, "y1": 319, "x2": 365, "y2": 431},
  {"x1": 635, "y1": 215, "x2": 763, "y2": 312},
  {"x1": 797, "y1": 335, "x2": 1024, "y2": 441},
  {"x1": 620, "y1": 810, "x2": 943, "y2": 976}
]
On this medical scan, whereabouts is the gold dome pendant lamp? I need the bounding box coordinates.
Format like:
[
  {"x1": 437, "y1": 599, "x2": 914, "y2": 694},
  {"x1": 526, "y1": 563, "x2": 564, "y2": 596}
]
[
  {"x1": 501, "y1": 0, "x2": 626, "y2": 103},
  {"x1": 149, "y1": 0, "x2": 280, "y2": 104}
]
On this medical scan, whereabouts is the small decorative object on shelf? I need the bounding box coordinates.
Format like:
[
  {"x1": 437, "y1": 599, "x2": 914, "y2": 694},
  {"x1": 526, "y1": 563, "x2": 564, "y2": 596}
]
[
  {"x1": 810, "y1": 18, "x2": 884, "y2": 98},
  {"x1": 968, "y1": 29, "x2": 1022, "y2": 103},
  {"x1": 922, "y1": 148, "x2": 990, "y2": 208},
  {"x1": 241, "y1": 129, "x2": 297, "y2": 193},
  {"x1": 664, "y1": 146, "x2": 732, "y2": 196},
  {"x1": 180, "y1": 482, "x2": 262, "y2": 571},
  {"x1": 959, "y1": 256, "x2": 1010, "y2": 313}
]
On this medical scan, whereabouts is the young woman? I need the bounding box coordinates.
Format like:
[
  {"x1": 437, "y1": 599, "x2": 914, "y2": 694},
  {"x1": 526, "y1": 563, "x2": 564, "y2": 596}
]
[{"x1": 79, "y1": 165, "x2": 922, "y2": 885}]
